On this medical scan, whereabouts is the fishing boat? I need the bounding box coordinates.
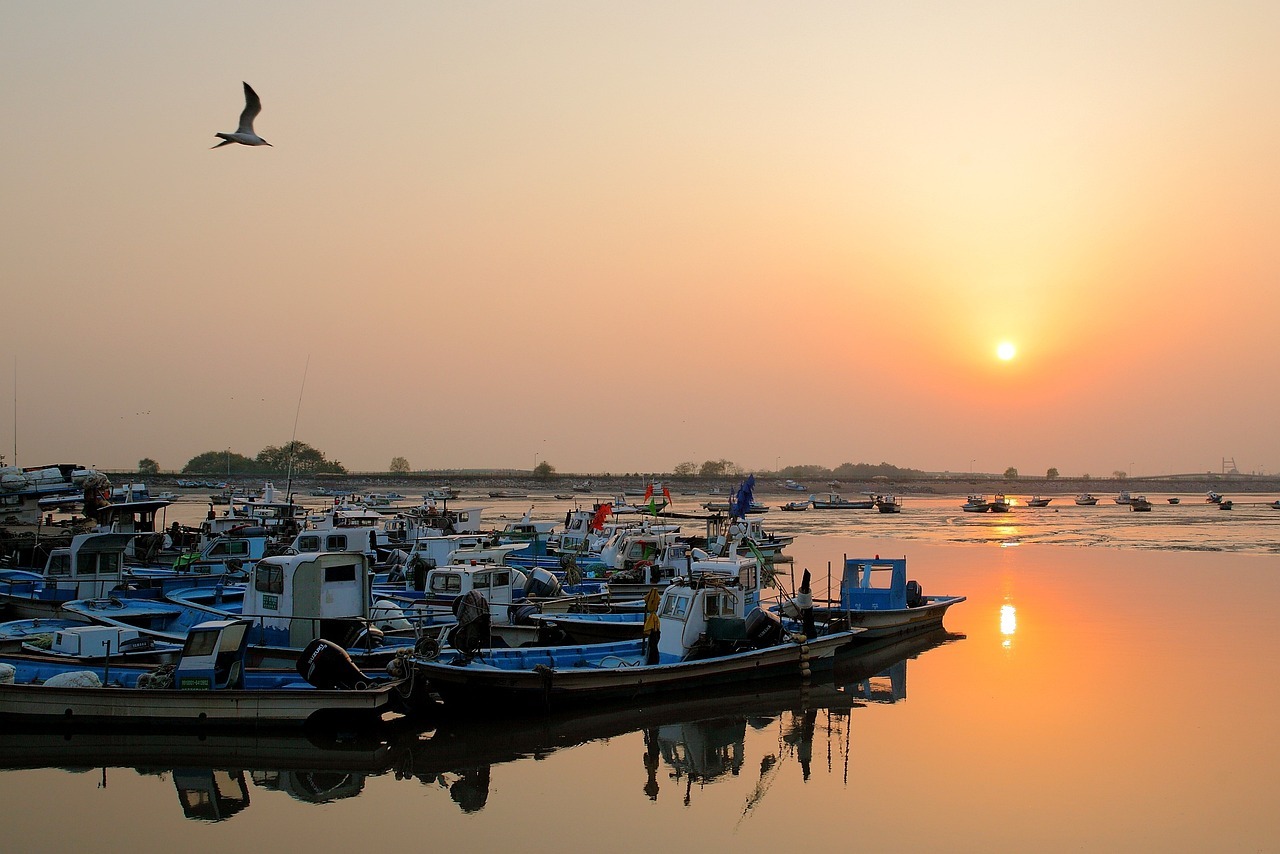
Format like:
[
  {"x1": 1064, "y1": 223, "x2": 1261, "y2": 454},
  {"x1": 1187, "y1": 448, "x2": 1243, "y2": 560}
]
[
  {"x1": 1114, "y1": 491, "x2": 1135, "y2": 505},
  {"x1": 810, "y1": 492, "x2": 874, "y2": 510},
  {"x1": 779, "y1": 500, "x2": 810, "y2": 512},
  {"x1": 782, "y1": 479, "x2": 807, "y2": 492},
  {"x1": 1129, "y1": 496, "x2": 1153, "y2": 512},
  {"x1": 1074, "y1": 493, "x2": 1099, "y2": 506},
  {"x1": 775, "y1": 556, "x2": 964, "y2": 639},
  {"x1": 0, "y1": 619, "x2": 409, "y2": 726},
  {"x1": 874, "y1": 495, "x2": 903, "y2": 513},
  {"x1": 405, "y1": 577, "x2": 862, "y2": 712},
  {"x1": 961, "y1": 494, "x2": 990, "y2": 512},
  {"x1": 1168, "y1": 497, "x2": 1182, "y2": 505},
  {"x1": 1207, "y1": 491, "x2": 1224, "y2": 504},
  {"x1": 1219, "y1": 500, "x2": 1233, "y2": 510},
  {"x1": 989, "y1": 494, "x2": 1011, "y2": 512},
  {"x1": 1026, "y1": 495, "x2": 1052, "y2": 507}
]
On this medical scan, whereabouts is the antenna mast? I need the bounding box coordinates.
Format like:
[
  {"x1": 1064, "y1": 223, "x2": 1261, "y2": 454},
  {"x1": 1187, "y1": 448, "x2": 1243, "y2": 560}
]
[{"x1": 284, "y1": 355, "x2": 310, "y2": 503}]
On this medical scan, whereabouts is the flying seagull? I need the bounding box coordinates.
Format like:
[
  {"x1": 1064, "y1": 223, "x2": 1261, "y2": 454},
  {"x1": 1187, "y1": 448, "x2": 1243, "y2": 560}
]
[{"x1": 212, "y1": 82, "x2": 271, "y2": 148}]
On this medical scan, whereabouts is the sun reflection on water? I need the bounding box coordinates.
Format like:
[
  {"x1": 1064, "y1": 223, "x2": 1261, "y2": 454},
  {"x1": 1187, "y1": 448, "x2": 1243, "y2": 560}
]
[{"x1": 1000, "y1": 603, "x2": 1017, "y2": 649}]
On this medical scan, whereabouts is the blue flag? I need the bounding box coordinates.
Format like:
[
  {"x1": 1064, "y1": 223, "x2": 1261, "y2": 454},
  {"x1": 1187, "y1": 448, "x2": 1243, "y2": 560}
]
[{"x1": 731, "y1": 474, "x2": 756, "y2": 519}]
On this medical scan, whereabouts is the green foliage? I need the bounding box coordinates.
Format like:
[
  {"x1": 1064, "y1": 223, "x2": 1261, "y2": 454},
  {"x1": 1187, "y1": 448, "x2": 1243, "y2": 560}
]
[
  {"x1": 830, "y1": 461, "x2": 926, "y2": 480},
  {"x1": 1046, "y1": 467, "x2": 1060, "y2": 479},
  {"x1": 183, "y1": 441, "x2": 346, "y2": 475},
  {"x1": 257, "y1": 441, "x2": 346, "y2": 475},
  {"x1": 534, "y1": 461, "x2": 556, "y2": 478},
  {"x1": 1113, "y1": 470, "x2": 1127, "y2": 480},
  {"x1": 699, "y1": 459, "x2": 742, "y2": 478},
  {"x1": 1004, "y1": 467, "x2": 1019, "y2": 479},
  {"x1": 183, "y1": 450, "x2": 260, "y2": 475},
  {"x1": 389, "y1": 456, "x2": 410, "y2": 473},
  {"x1": 672, "y1": 461, "x2": 698, "y2": 477},
  {"x1": 138, "y1": 457, "x2": 160, "y2": 475}
]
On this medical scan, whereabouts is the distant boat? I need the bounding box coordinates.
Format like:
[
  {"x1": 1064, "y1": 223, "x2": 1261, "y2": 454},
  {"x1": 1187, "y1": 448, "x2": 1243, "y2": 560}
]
[
  {"x1": 1075, "y1": 493, "x2": 1099, "y2": 506},
  {"x1": 782, "y1": 480, "x2": 807, "y2": 492},
  {"x1": 988, "y1": 494, "x2": 1011, "y2": 513},
  {"x1": 1219, "y1": 500, "x2": 1233, "y2": 510},
  {"x1": 1206, "y1": 491, "x2": 1224, "y2": 504},
  {"x1": 961, "y1": 495, "x2": 990, "y2": 513},
  {"x1": 1168, "y1": 497, "x2": 1181, "y2": 505},
  {"x1": 1129, "y1": 496, "x2": 1153, "y2": 512},
  {"x1": 811, "y1": 492, "x2": 874, "y2": 510},
  {"x1": 874, "y1": 495, "x2": 903, "y2": 513},
  {"x1": 779, "y1": 500, "x2": 810, "y2": 512},
  {"x1": 1114, "y1": 491, "x2": 1135, "y2": 505},
  {"x1": 1026, "y1": 495, "x2": 1052, "y2": 507}
]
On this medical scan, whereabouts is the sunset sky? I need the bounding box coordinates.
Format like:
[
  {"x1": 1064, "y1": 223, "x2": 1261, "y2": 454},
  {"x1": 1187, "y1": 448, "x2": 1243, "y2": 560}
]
[{"x1": 3, "y1": 2, "x2": 1279, "y2": 476}]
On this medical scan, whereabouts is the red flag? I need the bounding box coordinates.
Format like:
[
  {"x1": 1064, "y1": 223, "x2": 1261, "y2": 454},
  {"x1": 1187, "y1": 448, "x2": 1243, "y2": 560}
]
[
  {"x1": 644, "y1": 483, "x2": 654, "y2": 503},
  {"x1": 590, "y1": 503, "x2": 612, "y2": 531},
  {"x1": 662, "y1": 486, "x2": 673, "y2": 506}
]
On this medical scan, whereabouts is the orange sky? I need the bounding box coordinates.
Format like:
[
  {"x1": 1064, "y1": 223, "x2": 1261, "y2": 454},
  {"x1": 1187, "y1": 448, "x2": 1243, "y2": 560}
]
[{"x1": 3, "y1": 2, "x2": 1279, "y2": 474}]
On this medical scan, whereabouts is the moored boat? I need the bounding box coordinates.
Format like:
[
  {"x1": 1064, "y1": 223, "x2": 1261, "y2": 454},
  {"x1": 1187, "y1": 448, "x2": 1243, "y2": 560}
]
[
  {"x1": 1074, "y1": 493, "x2": 1099, "y2": 506},
  {"x1": 0, "y1": 619, "x2": 409, "y2": 726},
  {"x1": 404, "y1": 577, "x2": 862, "y2": 712},
  {"x1": 1026, "y1": 495, "x2": 1052, "y2": 507},
  {"x1": 776, "y1": 556, "x2": 965, "y2": 639},
  {"x1": 1129, "y1": 496, "x2": 1153, "y2": 511},
  {"x1": 961, "y1": 494, "x2": 990, "y2": 512}
]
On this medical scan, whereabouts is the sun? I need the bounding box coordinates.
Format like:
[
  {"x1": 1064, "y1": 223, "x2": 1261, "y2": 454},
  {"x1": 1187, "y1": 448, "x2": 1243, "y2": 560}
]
[{"x1": 996, "y1": 341, "x2": 1017, "y2": 361}]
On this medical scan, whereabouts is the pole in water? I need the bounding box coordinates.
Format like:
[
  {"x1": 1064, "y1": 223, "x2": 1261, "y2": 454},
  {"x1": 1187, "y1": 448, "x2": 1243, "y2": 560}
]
[{"x1": 797, "y1": 568, "x2": 816, "y2": 639}]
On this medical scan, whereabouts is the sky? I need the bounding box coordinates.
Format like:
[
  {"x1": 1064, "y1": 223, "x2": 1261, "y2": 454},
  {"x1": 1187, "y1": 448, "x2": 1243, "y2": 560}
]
[{"x1": 3, "y1": 2, "x2": 1279, "y2": 477}]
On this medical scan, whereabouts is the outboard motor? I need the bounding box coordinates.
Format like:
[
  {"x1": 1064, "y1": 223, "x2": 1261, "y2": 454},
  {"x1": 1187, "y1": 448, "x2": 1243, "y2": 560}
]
[
  {"x1": 508, "y1": 602, "x2": 540, "y2": 626},
  {"x1": 447, "y1": 590, "x2": 491, "y2": 654},
  {"x1": 524, "y1": 567, "x2": 562, "y2": 599},
  {"x1": 744, "y1": 608, "x2": 784, "y2": 646},
  {"x1": 906, "y1": 579, "x2": 924, "y2": 608},
  {"x1": 297, "y1": 638, "x2": 377, "y2": 689}
]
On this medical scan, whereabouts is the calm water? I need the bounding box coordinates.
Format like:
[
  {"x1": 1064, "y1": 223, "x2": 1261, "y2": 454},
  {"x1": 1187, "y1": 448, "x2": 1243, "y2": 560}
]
[{"x1": 2, "y1": 494, "x2": 1278, "y2": 852}]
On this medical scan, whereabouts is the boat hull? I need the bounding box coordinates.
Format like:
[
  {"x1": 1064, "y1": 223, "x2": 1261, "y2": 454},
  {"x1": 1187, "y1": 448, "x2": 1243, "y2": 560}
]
[
  {"x1": 0, "y1": 679, "x2": 406, "y2": 726},
  {"x1": 410, "y1": 630, "x2": 860, "y2": 712}
]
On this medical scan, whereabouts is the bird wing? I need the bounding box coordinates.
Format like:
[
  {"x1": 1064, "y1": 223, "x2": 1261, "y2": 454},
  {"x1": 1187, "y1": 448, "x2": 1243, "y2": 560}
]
[{"x1": 237, "y1": 82, "x2": 262, "y2": 133}]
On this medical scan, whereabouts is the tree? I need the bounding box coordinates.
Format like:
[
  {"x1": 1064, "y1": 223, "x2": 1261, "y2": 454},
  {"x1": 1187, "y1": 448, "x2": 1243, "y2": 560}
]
[
  {"x1": 534, "y1": 461, "x2": 556, "y2": 479},
  {"x1": 183, "y1": 450, "x2": 260, "y2": 475},
  {"x1": 1046, "y1": 467, "x2": 1059, "y2": 479},
  {"x1": 1003, "y1": 467, "x2": 1019, "y2": 479},
  {"x1": 256, "y1": 441, "x2": 346, "y2": 475},
  {"x1": 672, "y1": 461, "x2": 698, "y2": 477},
  {"x1": 699, "y1": 459, "x2": 741, "y2": 478},
  {"x1": 1113, "y1": 470, "x2": 1127, "y2": 480},
  {"x1": 138, "y1": 457, "x2": 160, "y2": 475},
  {"x1": 389, "y1": 456, "x2": 410, "y2": 473}
]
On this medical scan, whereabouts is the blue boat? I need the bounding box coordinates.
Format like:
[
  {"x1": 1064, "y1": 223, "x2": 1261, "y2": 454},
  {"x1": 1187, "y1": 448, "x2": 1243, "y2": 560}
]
[
  {"x1": 774, "y1": 556, "x2": 965, "y2": 638},
  {"x1": 0, "y1": 619, "x2": 409, "y2": 726},
  {"x1": 405, "y1": 576, "x2": 864, "y2": 712}
]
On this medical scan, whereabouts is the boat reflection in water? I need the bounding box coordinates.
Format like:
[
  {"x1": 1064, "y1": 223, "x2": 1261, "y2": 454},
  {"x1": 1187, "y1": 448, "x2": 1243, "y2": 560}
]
[{"x1": 0, "y1": 627, "x2": 961, "y2": 820}]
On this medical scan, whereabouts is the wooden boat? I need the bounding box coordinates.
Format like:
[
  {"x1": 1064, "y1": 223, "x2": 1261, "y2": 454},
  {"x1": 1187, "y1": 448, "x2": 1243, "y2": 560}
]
[
  {"x1": 874, "y1": 495, "x2": 903, "y2": 513},
  {"x1": 0, "y1": 619, "x2": 409, "y2": 726},
  {"x1": 405, "y1": 578, "x2": 862, "y2": 712},
  {"x1": 775, "y1": 556, "x2": 964, "y2": 639},
  {"x1": 1074, "y1": 493, "x2": 1099, "y2": 506},
  {"x1": 810, "y1": 492, "x2": 874, "y2": 510},
  {"x1": 1026, "y1": 495, "x2": 1052, "y2": 507}
]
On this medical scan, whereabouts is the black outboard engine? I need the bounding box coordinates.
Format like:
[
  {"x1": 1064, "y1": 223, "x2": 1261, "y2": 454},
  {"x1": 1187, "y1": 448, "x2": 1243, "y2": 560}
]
[
  {"x1": 447, "y1": 590, "x2": 491, "y2": 654},
  {"x1": 297, "y1": 638, "x2": 377, "y2": 690},
  {"x1": 745, "y1": 608, "x2": 784, "y2": 647},
  {"x1": 905, "y1": 579, "x2": 924, "y2": 608}
]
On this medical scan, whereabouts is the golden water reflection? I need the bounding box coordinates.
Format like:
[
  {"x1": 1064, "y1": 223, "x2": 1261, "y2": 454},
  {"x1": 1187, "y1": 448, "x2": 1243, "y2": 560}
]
[{"x1": 1000, "y1": 603, "x2": 1017, "y2": 650}]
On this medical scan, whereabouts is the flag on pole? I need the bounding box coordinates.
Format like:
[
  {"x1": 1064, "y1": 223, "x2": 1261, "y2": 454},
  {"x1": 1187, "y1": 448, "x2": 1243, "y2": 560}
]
[{"x1": 730, "y1": 474, "x2": 756, "y2": 519}]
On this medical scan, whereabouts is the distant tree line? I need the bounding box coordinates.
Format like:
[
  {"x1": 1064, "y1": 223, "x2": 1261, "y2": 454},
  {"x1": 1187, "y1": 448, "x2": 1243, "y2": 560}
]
[
  {"x1": 773, "y1": 462, "x2": 928, "y2": 480},
  {"x1": 182, "y1": 441, "x2": 346, "y2": 475}
]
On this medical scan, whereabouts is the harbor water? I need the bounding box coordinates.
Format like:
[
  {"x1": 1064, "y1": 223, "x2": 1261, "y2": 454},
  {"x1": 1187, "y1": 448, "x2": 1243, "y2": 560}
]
[{"x1": 1, "y1": 492, "x2": 1277, "y2": 851}]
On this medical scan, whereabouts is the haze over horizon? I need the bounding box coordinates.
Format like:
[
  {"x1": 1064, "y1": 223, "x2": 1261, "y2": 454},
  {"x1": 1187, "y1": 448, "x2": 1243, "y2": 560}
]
[{"x1": 4, "y1": 3, "x2": 1279, "y2": 478}]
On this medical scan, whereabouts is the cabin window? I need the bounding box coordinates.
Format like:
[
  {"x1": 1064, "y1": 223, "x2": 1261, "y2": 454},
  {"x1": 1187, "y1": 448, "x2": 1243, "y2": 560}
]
[
  {"x1": 430, "y1": 574, "x2": 462, "y2": 594},
  {"x1": 296, "y1": 535, "x2": 321, "y2": 552},
  {"x1": 739, "y1": 566, "x2": 757, "y2": 589},
  {"x1": 182, "y1": 629, "x2": 219, "y2": 658},
  {"x1": 209, "y1": 540, "x2": 248, "y2": 557},
  {"x1": 326, "y1": 535, "x2": 348, "y2": 551},
  {"x1": 47, "y1": 554, "x2": 71, "y2": 576},
  {"x1": 95, "y1": 552, "x2": 121, "y2": 575},
  {"x1": 325, "y1": 563, "x2": 358, "y2": 583},
  {"x1": 661, "y1": 593, "x2": 690, "y2": 619},
  {"x1": 493, "y1": 570, "x2": 509, "y2": 588},
  {"x1": 473, "y1": 572, "x2": 490, "y2": 590},
  {"x1": 255, "y1": 564, "x2": 284, "y2": 594}
]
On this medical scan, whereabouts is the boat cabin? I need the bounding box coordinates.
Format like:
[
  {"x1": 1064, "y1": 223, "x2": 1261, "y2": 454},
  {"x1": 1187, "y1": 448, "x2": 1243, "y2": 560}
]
[
  {"x1": 174, "y1": 619, "x2": 252, "y2": 690},
  {"x1": 839, "y1": 557, "x2": 921, "y2": 611},
  {"x1": 655, "y1": 579, "x2": 753, "y2": 663},
  {"x1": 49, "y1": 624, "x2": 153, "y2": 657},
  {"x1": 8, "y1": 532, "x2": 134, "y2": 602},
  {"x1": 244, "y1": 554, "x2": 374, "y2": 649}
]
